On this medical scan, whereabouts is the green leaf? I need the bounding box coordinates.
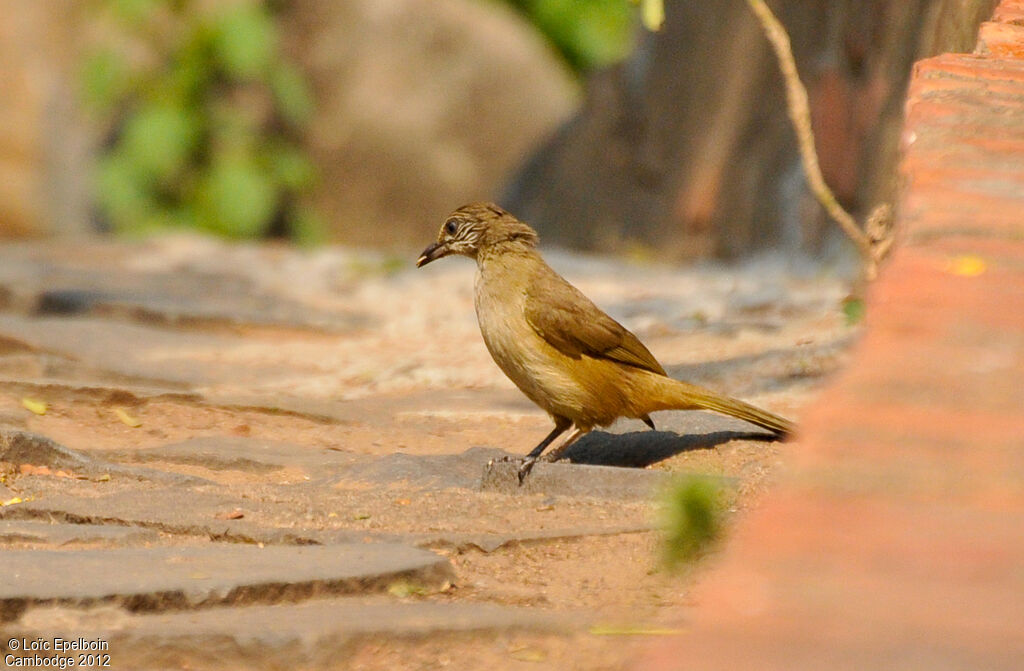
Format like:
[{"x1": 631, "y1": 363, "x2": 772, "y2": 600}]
[
  {"x1": 96, "y1": 150, "x2": 156, "y2": 229},
  {"x1": 212, "y1": 4, "x2": 277, "y2": 79},
  {"x1": 662, "y1": 476, "x2": 725, "y2": 568},
  {"x1": 81, "y1": 49, "x2": 129, "y2": 111},
  {"x1": 287, "y1": 207, "x2": 326, "y2": 247},
  {"x1": 195, "y1": 156, "x2": 278, "y2": 238},
  {"x1": 269, "y1": 63, "x2": 315, "y2": 126},
  {"x1": 267, "y1": 144, "x2": 316, "y2": 191},
  {"x1": 111, "y1": 0, "x2": 159, "y2": 24},
  {"x1": 513, "y1": 0, "x2": 635, "y2": 70},
  {"x1": 841, "y1": 296, "x2": 865, "y2": 326},
  {"x1": 120, "y1": 102, "x2": 198, "y2": 179},
  {"x1": 166, "y1": 28, "x2": 216, "y2": 101}
]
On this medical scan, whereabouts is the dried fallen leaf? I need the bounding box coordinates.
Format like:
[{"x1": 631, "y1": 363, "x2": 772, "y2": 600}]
[
  {"x1": 589, "y1": 625, "x2": 684, "y2": 636},
  {"x1": 948, "y1": 254, "x2": 986, "y2": 277},
  {"x1": 387, "y1": 580, "x2": 428, "y2": 598},
  {"x1": 214, "y1": 509, "x2": 245, "y2": 520},
  {"x1": 113, "y1": 407, "x2": 142, "y2": 428},
  {"x1": 19, "y1": 464, "x2": 51, "y2": 476},
  {"x1": 394, "y1": 498, "x2": 411, "y2": 506},
  {"x1": 21, "y1": 398, "x2": 47, "y2": 415},
  {"x1": 508, "y1": 647, "x2": 547, "y2": 663},
  {"x1": 1, "y1": 497, "x2": 24, "y2": 507},
  {"x1": 640, "y1": 0, "x2": 665, "y2": 31}
]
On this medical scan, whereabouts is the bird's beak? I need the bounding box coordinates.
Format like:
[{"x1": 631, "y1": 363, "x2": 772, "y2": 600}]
[{"x1": 416, "y1": 241, "x2": 448, "y2": 267}]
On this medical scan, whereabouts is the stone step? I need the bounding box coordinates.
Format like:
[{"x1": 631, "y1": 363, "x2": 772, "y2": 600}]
[
  {"x1": 5, "y1": 598, "x2": 568, "y2": 670},
  {"x1": 0, "y1": 544, "x2": 454, "y2": 622}
]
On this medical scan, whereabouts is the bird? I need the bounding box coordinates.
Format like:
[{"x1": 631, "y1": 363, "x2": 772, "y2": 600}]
[{"x1": 417, "y1": 202, "x2": 792, "y2": 482}]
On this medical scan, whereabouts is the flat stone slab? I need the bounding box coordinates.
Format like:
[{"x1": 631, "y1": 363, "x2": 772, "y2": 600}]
[
  {"x1": 336, "y1": 446, "x2": 509, "y2": 490},
  {"x1": 0, "y1": 429, "x2": 211, "y2": 486},
  {"x1": 480, "y1": 458, "x2": 739, "y2": 500},
  {"x1": 0, "y1": 521, "x2": 159, "y2": 546},
  {"x1": 562, "y1": 413, "x2": 778, "y2": 468},
  {"x1": 8, "y1": 598, "x2": 567, "y2": 668},
  {"x1": 0, "y1": 429, "x2": 95, "y2": 472},
  {"x1": 0, "y1": 544, "x2": 454, "y2": 621},
  {"x1": 2, "y1": 488, "x2": 326, "y2": 545},
  {"x1": 384, "y1": 525, "x2": 657, "y2": 553},
  {"x1": 480, "y1": 460, "x2": 672, "y2": 500},
  {"x1": 0, "y1": 315, "x2": 275, "y2": 389},
  {"x1": 0, "y1": 248, "x2": 365, "y2": 332},
  {"x1": 106, "y1": 436, "x2": 359, "y2": 476}
]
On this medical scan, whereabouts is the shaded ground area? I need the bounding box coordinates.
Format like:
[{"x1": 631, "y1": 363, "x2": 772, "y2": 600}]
[{"x1": 0, "y1": 238, "x2": 852, "y2": 669}]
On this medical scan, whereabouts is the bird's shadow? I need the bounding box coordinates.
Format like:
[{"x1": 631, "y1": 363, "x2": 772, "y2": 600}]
[{"x1": 561, "y1": 429, "x2": 777, "y2": 468}]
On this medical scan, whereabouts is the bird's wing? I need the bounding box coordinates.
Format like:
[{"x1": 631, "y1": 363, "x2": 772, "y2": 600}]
[{"x1": 524, "y1": 268, "x2": 667, "y2": 376}]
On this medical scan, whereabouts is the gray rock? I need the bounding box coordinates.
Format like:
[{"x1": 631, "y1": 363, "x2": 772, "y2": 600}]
[
  {"x1": 0, "y1": 544, "x2": 453, "y2": 621},
  {"x1": 0, "y1": 429, "x2": 94, "y2": 471},
  {"x1": 9, "y1": 598, "x2": 567, "y2": 668},
  {"x1": 337, "y1": 446, "x2": 510, "y2": 490},
  {"x1": 562, "y1": 413, "x2": 777, "y2": 468},
  {"x1": 314, "y1": 525, "x2": 656, "y2": 553},
  {"x1": 480, "y1": 460, "x2": 672, "y2": 500},
  {"x1": 479, "y1": 419, "x2": 747, "y2": 499},
  {"x1": 3, "y1": 488, "x2": 323, "y2": 545},
  {"x1": 0, "y1": 379, "x2": 199, "y2": 404},
  {"x1": 0, "y1": 315, "x2": 263, "y2": 388},
  {"x1": 0, "y1": 521, "x2": 158, "y2": 546},
  {"x1": 400, "y1": 525, "x2": 657, "y2": 553},
  {"x1": 294, "y1": 0, "x2": 576, "y2": 247},
  {"x1": 0, "y1": 251, "x2": 364, "y2": 332},
  {"x1": 0, "y1": 482, "x2": 18, "y2": 501},
  {"x1": 106, "y1": 436, "x2": 358, "y2": 475},
  {"x1": 0, "y1": 429, "x2": 211, "y2": 486}
]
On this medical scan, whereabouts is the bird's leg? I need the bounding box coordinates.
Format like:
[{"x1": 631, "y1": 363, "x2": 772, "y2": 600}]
[
  {"x1": 518, "y1": 426, "x2": 586, "y2": 484},
  {"x1": 526, "y1": 423, "x2": 569, "y2": 459},
  {"x1": 499, "y1": 420, "x2": 569, "y2": 465},
  {"x1": 540, "y1": 427, "x2": 586, "y2": 463}
]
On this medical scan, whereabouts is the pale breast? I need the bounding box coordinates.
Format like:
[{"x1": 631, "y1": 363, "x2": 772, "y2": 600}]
[
  {"x1": 473, "y1": 264, "x2": 542, "y2": 393},
  {"x1": 473, "y1": 258, "x2": 624, "y2": 426}
]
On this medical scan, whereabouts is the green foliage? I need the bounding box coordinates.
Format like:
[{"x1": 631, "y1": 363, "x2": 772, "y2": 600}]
[
  {"x1": 503, "y1": 0, "x2": 637, "y2": 71},
  {"x1": 662, "y1": 476, "x2": 726, "y2": 568},
  {"x1": 83, "y1": 0, "x2": 320, "y2": 241},
  {"x1": 842, "y1": 295, "x2": 866, "y2": 326}
]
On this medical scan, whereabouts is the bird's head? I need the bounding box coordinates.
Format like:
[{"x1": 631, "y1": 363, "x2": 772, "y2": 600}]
[{"x1": 416, "y1": 202, "x2": 539, "y2": 267}]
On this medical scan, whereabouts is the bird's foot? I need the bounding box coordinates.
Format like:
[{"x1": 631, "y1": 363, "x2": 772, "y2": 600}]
[{"x1": 517, "y1": 456, "x2": 538, "y2": 485}]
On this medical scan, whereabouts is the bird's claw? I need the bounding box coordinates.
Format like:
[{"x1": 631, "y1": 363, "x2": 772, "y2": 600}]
[{"x1": 517, "y1": 456, "x2": 538, "y2": 485}]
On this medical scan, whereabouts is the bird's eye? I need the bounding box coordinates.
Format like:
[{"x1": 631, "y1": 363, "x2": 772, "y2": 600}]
[{"x1": 444, "y1": 221, "x2": 457, "y2": 235}]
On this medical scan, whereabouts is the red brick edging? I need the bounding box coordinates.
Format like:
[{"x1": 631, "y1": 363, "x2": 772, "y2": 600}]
[{"x1": 640, "y1": 2, "x2": 1024, "y2": 668}]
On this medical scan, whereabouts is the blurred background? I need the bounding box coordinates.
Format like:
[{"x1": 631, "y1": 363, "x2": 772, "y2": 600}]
[{"x1": 0, "y1": 0, "x2": 998, "y2": 261}]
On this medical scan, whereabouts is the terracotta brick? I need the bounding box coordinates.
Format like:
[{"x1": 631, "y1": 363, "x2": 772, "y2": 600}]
[
  {"x1": 992, "y1": 3, "x2": 1024, "y2": 24},
  {"x1": 914, "y1": 52, "x2": 1024, "y2": 80},
  {"x1": 978, "y1": 21, "x2": 1024, "y2": 56},
  {"x1": 637, "y1": 3, "x2": 1024, "y2": 668}
]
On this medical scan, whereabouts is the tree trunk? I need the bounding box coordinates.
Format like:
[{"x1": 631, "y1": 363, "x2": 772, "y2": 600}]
[{"x1": 504, "y1": 0, "x2": 1000, "y2": 260}]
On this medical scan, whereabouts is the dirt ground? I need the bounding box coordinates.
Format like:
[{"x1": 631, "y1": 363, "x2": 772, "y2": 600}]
[{"x1": 0, "y1": 237, "x2": 855, "y2": 669}]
